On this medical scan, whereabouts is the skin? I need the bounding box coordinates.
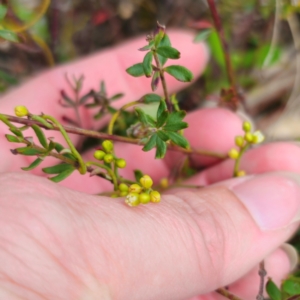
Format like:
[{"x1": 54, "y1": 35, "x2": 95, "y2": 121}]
[{"x1": 0, "y1": 30, "x2": 299, "y2": 300}]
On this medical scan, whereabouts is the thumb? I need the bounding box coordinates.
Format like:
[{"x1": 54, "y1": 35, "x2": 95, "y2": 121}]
[{"x1": 0, "y1": 172, "x2": 299, "y2": 300}]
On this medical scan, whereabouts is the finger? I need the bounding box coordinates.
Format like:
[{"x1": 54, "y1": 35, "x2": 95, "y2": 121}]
[
  {"x1": 164, "y1": 108, "x2": 244, "y2": 168},
  {"x1": 186, "y1": 142, "x2": 300, "y2": 186},
  {"x1": 1, "y1": 172, "x2": 299, "y2": 300},
  {"x1": 0, "y1": 29, "x2": 208, "y2": 173}
]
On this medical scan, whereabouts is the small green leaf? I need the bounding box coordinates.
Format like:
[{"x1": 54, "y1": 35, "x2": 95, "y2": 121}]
[
  {"x1": 0, "y1": 30, "x2": 19, "y2": 43},
  {"x1": 31, "y1": 115, "x2": 53, "y2": 129},
  {"x1": 54, "y1": 142, "x2": 64, "y2": 153},
  {"x1": 32, "y1": 125, "x2": 48, "y2": 148},
  {"x1": 285, "y1": 295, "x2": 300, "y2": 300},
  {"x1": 143, "y1": 134, "x2": 157, "y2": 151},
  {"x1": 42, "y1": 163, "x2": 74, "y2": 174},
  {"x1": 143, "y1": 51, "x2": 153, "y2": 77},
  {"x1": 154, "y1": 30, "x2": 165, "y2": 47},
  {"x1": 283, "y1": 279, "x2": 300, "y2": 295},
  {"x1": 134, "y1": 170, "x2": 144, "y2": 181},
  {"x1": 21, "y1": 158, "x2": 44, "y2": 171},
  {"x1": 151, "y1": 71, "x2": 160, "y2": 91},
  {"x1": 135, "y1": 108, "x2": 156, "y2": 127},
  {"x1": 49, "y1": 168, "x2": 75, "y2": 183},
  {"x1": 0, "y1": 4, "x2": 7, "y2": 20},
  {"x1": 126, "y1": 63, "x2": 145, "y2": 77},
  {"x1": 167, "y1": 131, "x2": 189, "y2": 148},
  {"x1": 157, "y1": 34, "x2": 171, "y2": 66},
  {"x1": 164, "y1": 111, "x2": 188, "y2": 131},
  {"x1": 139, "y1": 41, "x2": 154, "y2": 51},
  {"x1": 60, "y1": 90, "x2": 75, "y2": 107},
  {"x1": 143, "y1": 93, "x2": 161, "y2": 104},
  {"x1": 9, "y1": 128, "x2": 23, "y2": 138},
  {"x1": 110, "y1": 93, "x2": 124, "y2": 101},
  {"x1": 194, "y1": 29, "x2": 212, "y2": 42},
  {"x1": 15, "y1": 147, "x2": 42, "y2": 156},
  {"x1": 155, "y1": 137, "x2": 167, "y2": 158},
  {"x1": 157, "y1": 130, "x2": 169, "y2": 141},
  {"x1": 266, "y1": 278, "x2": 282, "y2": 300},
  {"x1": 164, "y1": 65, "x2": 194, "y2": 82},
  {"x1": 156, "y1": 46, "x2": 180, "y2": 59},
  {"x1": 79, "y1": 90, "x2": 93, "y2": 105},
  {"x1": 157, "y1": 111, "x2": 168, "y2": 128},
  {"x1": 157, "y1": 100, "x2": 167, "y2": 121},
  {"x1": 5, "y1": 134, "x2": 22, "y2": 143}
]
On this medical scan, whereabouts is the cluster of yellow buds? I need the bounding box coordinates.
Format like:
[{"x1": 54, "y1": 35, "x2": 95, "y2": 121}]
[
  {"x1": 15, "y1": 106, "x2": 29, "y2": 117},
  {"x1": 228, "y1": 121, "x2": 265, "y2": 177},
  {"x1": 121, "y1": 175, "x2": 161, "y2": 207},
  {"x1": 94, "y1": 140, "x2": 126, "y2": 168}
]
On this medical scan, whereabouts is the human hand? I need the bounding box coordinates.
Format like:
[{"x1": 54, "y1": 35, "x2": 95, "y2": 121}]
[{"x1": 0, "y1": 30, "x2": 299, "y2": 300}]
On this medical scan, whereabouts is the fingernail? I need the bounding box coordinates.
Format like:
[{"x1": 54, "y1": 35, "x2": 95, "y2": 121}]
[
  {"x1": 280, "y1": 243, "x2": 299, "y2": 271},
  {"x1": 230, "y1": 172, "x2": 300, "y2": 230}
]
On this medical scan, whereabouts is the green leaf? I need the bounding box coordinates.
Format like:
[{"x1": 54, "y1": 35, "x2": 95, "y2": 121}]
[
  {"x1": 139, "y1": 41, "x2": 154, "y2": 51},
  {"x1": 60, "y1": 90, "x2": 74, "y2": 107},
  {"x1": 154, "y1": 30, "x2": 165, "y2": 47},
  {"x1": 143, "y1": 51, "x2": 153, "y2": 77},
  {"x1": 9, "y1": 127, "x2": 23, "y2": 138},
  {"x1": 157, "y1": 111, "x2": 168, "y2": 128},
  {"x1": 164, "y1": 65, "x2": 194, "y2": 82},
  {"x1": 164, "y1": 111, "x2": 188, "y2": 131},
  {"x1": 283, "y1": 280, "x2": 300, "y2": 295},
  {"x1": 157, "y1": 130, "x2": 169, "y2": 141},
  {"x1": 79, "y1": 90, "x2": 94, "y2": 105},
  {"x1": 156, "y1": 46, "x2": 180, "y2": 59},
  {"x1": 157, "y1": 34, "x2": 171, "y2": 66},
  {"x1": 21, "y1": 158, "x2": 44, "y2": 171},
  {"x1": 110, "y1": 93, "x2": 124, "y2": 101},
  {"x1": 143, "y1": 93, "x2": 161, "y2": 104},
  {"x1": 15, "y1": 147, "x2": 42, "y2": 156},
  {"x1": 157, "y1": 100, "x2": 167, "y2": 120},
  {"x1": 126, "y1": 63, "x2": 145, "y2": 77},
  {"x1": 207, "y1": 30, "x2": 225, "y2": 67},
  {"x1": 167, "y1": 131, "x2": 189, "y2": 148},
  {"x1": 32, "y1": 124, "x2": 48, "y2": 148},
  {"x1": 285, "y1": 295, "x2": 300, "y2": 300},
  {"x1": 49, "y1": 167, "x2": 75, "y2": 183},
  {"x1": 266, "y1": 279, "x2": 282, "y2": 300},
  {"x1": 134, "y1": 170, "x2": 144, "y2": 181},
  {"x1": 0, "y1": 4, "x2": 7, "y2": 21},
  {"x1": 143, "y1": 134, "x2": 157, "y2": 151},
  {"x1": 5, "y1": 134, "x2": 22, "y2": 143},
  {"x1": 54, "y1": 142, "x2": 64, "y2": 153},
  {"x1": 155, "y1": 137, "x2": 167, "y2": 158},
  {"x1": 135, "y1": 108, "x2": 156, "y2": 127},
  {"x1": 194, "y1": 29, "x2": 212, "y2": 42},
  {"x1": 0, "y1": 30, "x2": 19, "y2": 43},
  {"x1": 151, "y1": 71, "x2": 160, "y2": 91},
  {"x1": 42, "y1": 163, "x2": 74, "y2": 174}
]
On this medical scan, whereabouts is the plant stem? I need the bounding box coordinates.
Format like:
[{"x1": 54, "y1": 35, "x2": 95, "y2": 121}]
[
  {"x1": 216, "y1": 288, "x2": 243, "y2": 300},
  {"x1": 153, "y1": 51, "x2": 173, "y2": 112},
  {"x1": 1, "y1": 114, "x2": 227, "y2": 159},
  {"x1": 257, "y1": 261, "x2": 266, "y2": 300},
  {"x1": 108, "y1": 100, "x2": 140, "y2": 134},
  {"x1": 207, "y1": 0, "x2": 238, "y2": 108},
  {"x1": 233, "y1": 144, "x2": 250, "y2": 177}
]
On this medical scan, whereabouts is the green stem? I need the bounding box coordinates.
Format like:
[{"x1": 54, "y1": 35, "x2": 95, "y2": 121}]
[
  {"x1": 216, "y1": 288, "x2": 243, "y2": 300},
  {"x1": 233, "y1": 144, "x2": 250, "y2": 177},
  {"x1": 108, "y1": 100, "x2": 140, "y2": 134},
  {"x1": 86, "y1": 161, "x2": 118, "y2": 190},
  {"x1": 42, "y1": 114, "x2": 87, "y2": 174},
  {"x1": 153, "y1": 51, "x2": 173, "y2": 112}
]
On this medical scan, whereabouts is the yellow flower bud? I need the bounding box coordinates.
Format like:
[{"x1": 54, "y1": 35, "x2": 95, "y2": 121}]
[
  {"x1": 252, "y1": 131, "x2": 265, "y2": 144},
  {"x1": 94, "y1": 150, "x2": 106, "y2": 160},
  {"x1": 116, "y1": 158, "x2": 126, "y2": 168},
  {"x1": 139, "y1": 175, "x2": 153, "y2": 189},
  {"x1": 244, "y1": 132, "x2": 253, "y2": 143},
  {"x1": 119, "y1": 191, "x2": 128, "y2": 197},
  {"x1": 150, "y1": 190, "x2": 161, "y2": 203},
  {"x1": 129, "y1": 183, "x2": 142, "y2": 194},
  {"x1": 103, "y1": 154, "x2": 114, "y2": 163},
  {"x1": 119, "y1": 183, "x2": 129, "y2": 192},
  {"x1": 160, "y1": 177, "x2": 169, "y2": 189},
  {"x1": 228, "y1": 148, "x2": 239, "y2": 160},
  {"x1": 102, "y1": 140, "x2": 113, "y2": 153},
  {"x1": 15, "y1": 106, "x2": 29, "y2": 117},
  {"x1": 139, "y1": 193, "x2": 151, "y2": 204},
  {"x1": 237, "y1": 170, "x2": 246, "y2": 177},
  {"x1": 242, "y1": 121, "x2": 251, "y2": 132},
  {"x1": 235, "y1": 136, "x2": 244, "y2": 148},
  {"x1": 125, "y1": 193, "x2": 140, "y2": 206}
]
